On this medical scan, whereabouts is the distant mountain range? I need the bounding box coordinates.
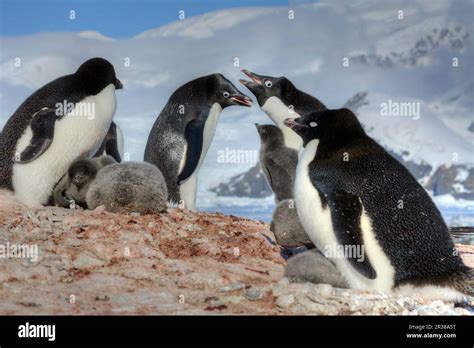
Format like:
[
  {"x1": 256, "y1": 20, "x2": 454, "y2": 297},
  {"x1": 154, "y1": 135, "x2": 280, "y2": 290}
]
[
  {"x1": 0, "y1": 0, "x2": 472, "y2": 208},
  {"x1": 212, "y1": 92, "x2": 474, "y2": 200}
]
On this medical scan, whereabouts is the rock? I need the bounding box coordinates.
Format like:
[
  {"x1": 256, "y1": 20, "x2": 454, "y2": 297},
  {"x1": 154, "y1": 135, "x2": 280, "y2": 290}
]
[
  {"x1": 219, "y1": 283, "x2": 246, "y2": 292},
  {"x1": 342, "y1": 91, "x2": 369, "y2": 114},
  {"x1": 385, "y1": 149, "x2": 433, "y2": 180},
  {"x1": 243, "y1": 289, "x2": 264, "y2": 301},
  {"x1": 0, "y1": 192, "x2": 473, "y2": 315},
  {"x1": 315, "y1": 284, "x2": 334, "y2": 297},
  {"x1": 469, "y1": 121, "x2": 474, "y2": 133},
  {"x1": 210, "y1": 164, "x2": 272, "y2": 198},
  {"x1": 0, "y1": 193, "x2": 283, "y2": 314},
  {"x1": 426, "y1": 164, "x2": 474, "y2": 200},
  {"x1": 72, "y1": 250, "x2": 107, "y2": 269}
]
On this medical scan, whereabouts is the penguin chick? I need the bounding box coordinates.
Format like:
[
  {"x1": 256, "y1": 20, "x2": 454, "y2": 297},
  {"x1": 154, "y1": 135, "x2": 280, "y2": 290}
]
[
  {"x1": 284, "y1": 249, "x2": 347, "y2": 288},
  {"x1": 86, "y1": 161, "x2": 168, "y2": 214},
  {"x1": 53, "y1": 155, "x2": 117, "y2": 208},
  {"x1": 270, "y1": 199, "x2": 313, "y2": 248},
  {"x1": 255, "y1": 124, "x2": 297, "y2": 203}
]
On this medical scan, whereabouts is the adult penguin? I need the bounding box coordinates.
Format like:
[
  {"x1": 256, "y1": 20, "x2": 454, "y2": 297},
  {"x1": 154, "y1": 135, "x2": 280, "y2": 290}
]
[
  {"x1": 144, "y1": 74, "x2": 252, "y2": 210},
  {"x1": 0, "y1": 57, "x2": 123, "y2": 207}
]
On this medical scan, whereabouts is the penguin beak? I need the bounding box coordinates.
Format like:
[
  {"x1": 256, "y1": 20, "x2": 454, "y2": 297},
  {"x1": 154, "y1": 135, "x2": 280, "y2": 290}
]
[
  {"x1": 230, "y1": 94, "x2": 253, "y2": 107},
  {"x1": 284, "y1": 118, "x2": 307, "y2": 130},
  {"x1": 284, "y1": 118, "x2": 296, "y2": 129},
  {"x1": 240, "y1": 69, "x2": 263, "y2": 85},
  {"x1": 114, "y1": 78, "x2": 123, "y2": 90}
]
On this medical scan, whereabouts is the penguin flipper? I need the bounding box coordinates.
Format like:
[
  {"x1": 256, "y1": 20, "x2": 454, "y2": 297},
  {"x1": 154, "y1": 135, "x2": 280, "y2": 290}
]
[
  {"x1": 18, "y1": 108, "x2": 57, "y2": 164},
  {"x1": 261, "y1": 164, "x2": 274, "y2": 192},
  {"x1": 104, "y1": 123, "x2": 122, "y2": 162},
  {"x1": 323, "y1": 188, "x2": 377, "y2": 279},
  {"x1": 178, "y1": 119, "x2": 205, "y2": 185},
  {"x1": 266, "y1": 158, "x2": 291, "y2": 190}
]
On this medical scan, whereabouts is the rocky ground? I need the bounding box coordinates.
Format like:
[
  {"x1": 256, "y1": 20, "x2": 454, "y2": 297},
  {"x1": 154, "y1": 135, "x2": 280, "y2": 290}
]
[{"x1": 0, "y1": 193, "x2": 473, "y2": 315}]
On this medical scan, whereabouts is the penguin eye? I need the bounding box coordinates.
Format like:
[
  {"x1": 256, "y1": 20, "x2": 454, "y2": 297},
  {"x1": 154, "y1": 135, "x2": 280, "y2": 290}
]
[
  {"x1": 309, "y1": 122, "x2": 318, "y2": 128},
  {"x1": 223, "y1": 91, "x2": 230, "y2": 98},
  {"x1": 264, "y1": 80, "x2": 273, "y2": 88}
]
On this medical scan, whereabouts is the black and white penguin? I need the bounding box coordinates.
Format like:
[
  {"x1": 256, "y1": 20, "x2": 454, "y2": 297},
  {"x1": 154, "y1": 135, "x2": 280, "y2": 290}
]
[
  {"x1": 93, "y1": 122, "x2": 124, "y2": 162},
  {"x1": 255, "y1": 124, "x2": 297, "y2": 203},
  {"x1": 144, "y1": 73, "x2": 252, "y2": 210},
  {"x1": 240, "y1": 70, "x2": 326, "y2": 149},
  {"x1": 284, "y1": 108, "x2": 473, "y2": 302},
  {"x1": 0, "y1": 57, "x2": 123, "y2": 207}
]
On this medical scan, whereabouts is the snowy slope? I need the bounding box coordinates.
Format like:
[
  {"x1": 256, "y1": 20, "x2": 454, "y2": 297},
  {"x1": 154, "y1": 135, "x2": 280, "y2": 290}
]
[{"x1": 0, "y1": 0, "x2": 472, "y2": 215}]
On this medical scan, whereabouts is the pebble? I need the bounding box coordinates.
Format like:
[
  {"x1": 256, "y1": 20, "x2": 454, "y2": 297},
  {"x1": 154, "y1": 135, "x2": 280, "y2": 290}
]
[
  {"x1": 315, "y1": 284, "x2": 333, "y2": 297},
  {"x1": 244, "y1": 289, "x2": 264, "y2": 301},
  {"x1": 275, "y1": 295, "x2": 293, "y2": 309},
  {"x1": 72, "y1": 251, "x2": 106, "y2": 269},
  {"x1": 219, "y1": 283, "x2": 246, "y2": 292},
  {"x1": 91, "y1": 205, "x2": 106, "y2": 216},
  {"x1": 277, "y1": 277, "x2": 290, "y2": 285}
]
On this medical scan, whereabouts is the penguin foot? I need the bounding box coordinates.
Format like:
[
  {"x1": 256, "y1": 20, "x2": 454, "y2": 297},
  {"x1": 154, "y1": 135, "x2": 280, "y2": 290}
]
[{"x1": 454, "y1": 300, "x2": 474, "y2": 313}]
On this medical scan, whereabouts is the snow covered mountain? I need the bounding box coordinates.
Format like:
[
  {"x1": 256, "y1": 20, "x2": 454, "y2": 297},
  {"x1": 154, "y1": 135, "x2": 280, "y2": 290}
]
[{"x1": 0, "y1": 0, "x2": 472, "y2": 220}]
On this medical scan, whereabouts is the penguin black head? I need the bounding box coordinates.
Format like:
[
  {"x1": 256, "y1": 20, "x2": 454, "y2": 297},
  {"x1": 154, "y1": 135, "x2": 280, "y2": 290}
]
[
  {"x1": 284, "y1": 108, "x2": 365, "y2": 146},
  {"x1": 74, "y1": 57, "x2": 123, "y2": 95},
  {"x1": 255, "y1": 123, "x2": 284, "y2": 145},
  {"x1": 208, "y1": 74, "x2": 252, "y2": 108},
  {"x1": 240, "y1": 69, "x2": 295, "y2": 107}
]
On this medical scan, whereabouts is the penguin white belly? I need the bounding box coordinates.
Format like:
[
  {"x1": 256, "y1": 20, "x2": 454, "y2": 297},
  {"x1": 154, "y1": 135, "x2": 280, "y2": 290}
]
[
  {"x1": 115, "y1": 124, "x2": 125, "y2": 158},
  {"x1": 12, "y1": 84, "x2": 117, "y2": 207},
  {"x1": 294, "y1": 139, "x2": 395, "y2": 292},
  {"x1": 179, "y1": 103, "x2": 222, "y2": 210},
  {"x1": 261, "y1": 96, "x2": 302, "y2": 150}
]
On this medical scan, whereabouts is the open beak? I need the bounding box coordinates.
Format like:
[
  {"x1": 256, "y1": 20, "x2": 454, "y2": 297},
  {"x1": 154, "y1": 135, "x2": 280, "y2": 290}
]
[
  {"x1": 284, "y1": 118, "x2": 296, "y2": 129},
  {"x1": 284, "y1": 118, "x2": 307, "y2": 130},
  {"x1": 114, "y1": 77, "x2": 123, "y2": 90},
  {"x1": 240, "y1": 69, "x2": 264, "y2": 85},
  {"x1": 230, "y1": 94, "x2": 253, "y2": 107}
]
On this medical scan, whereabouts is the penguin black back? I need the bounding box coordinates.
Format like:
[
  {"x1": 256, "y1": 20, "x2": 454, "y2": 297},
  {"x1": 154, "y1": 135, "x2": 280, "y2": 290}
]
[{"x1": 286, "y1": 108, "x2": 465, "y2": 286}]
